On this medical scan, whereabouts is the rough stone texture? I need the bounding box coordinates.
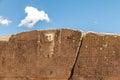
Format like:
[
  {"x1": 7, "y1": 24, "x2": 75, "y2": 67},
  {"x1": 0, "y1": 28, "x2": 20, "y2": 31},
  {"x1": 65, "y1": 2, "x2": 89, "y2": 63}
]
[
  {"x1": 0, "y1": 29, "x2": 82, "y2": 80},
  {"x1": 71, "y1": 32, "x2": 120, "y2": 80},
  {"x1": 0, "y1": 29, "x2": 120, "y2": 80},
  {"x1": 0, "y1": 36, "x2": 10, "y2": 41}
]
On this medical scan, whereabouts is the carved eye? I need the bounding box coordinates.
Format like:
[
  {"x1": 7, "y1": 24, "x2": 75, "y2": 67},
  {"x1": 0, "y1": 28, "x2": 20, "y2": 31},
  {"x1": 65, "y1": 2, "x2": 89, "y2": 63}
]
[{"x1": 48, "y1": 35, "x2": 52, "y2": 41}]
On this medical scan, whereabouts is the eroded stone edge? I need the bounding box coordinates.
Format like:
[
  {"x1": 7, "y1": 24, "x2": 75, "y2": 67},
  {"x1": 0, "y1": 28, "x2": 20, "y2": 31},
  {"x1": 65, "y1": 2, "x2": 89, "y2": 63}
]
[{"x1": 68, "y1": 32, "x2": 86, "y2": 80}]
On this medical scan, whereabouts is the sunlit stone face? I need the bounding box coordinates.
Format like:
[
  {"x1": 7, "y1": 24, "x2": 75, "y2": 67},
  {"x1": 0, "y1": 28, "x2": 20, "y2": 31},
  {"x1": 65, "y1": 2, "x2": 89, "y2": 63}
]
[{"x1": 45, "y1": 33, "x2": 54, "y2": 42}]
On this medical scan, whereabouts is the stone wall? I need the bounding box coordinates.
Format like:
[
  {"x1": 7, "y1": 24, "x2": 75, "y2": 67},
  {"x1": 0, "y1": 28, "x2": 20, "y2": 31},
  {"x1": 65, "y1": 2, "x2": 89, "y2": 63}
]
[
  {"x1": 0, "y1": 29, "x2": 120, "y2": 80},
  {"x1": 71, "y1": 32, "x2": 120, "y2": 80}
]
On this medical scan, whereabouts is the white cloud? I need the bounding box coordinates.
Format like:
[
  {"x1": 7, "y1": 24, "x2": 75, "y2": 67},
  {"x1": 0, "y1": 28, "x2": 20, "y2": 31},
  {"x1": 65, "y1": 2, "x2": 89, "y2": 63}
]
[
  {"x1": 0, "y1": 16, "x2": 11, "y2": 25},
  {"x1": 18, "y1": 6, "x2": 50, "y2": 28}
]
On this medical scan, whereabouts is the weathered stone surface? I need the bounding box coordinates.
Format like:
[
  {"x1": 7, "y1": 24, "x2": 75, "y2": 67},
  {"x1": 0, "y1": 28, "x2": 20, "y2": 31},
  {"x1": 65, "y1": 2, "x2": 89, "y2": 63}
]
[
  {"x1": 71, "y1": 32, "x2": 120, "y2": 80},
  {"x1": 0, "y1": 36, "x2": 10, "y2": 41},
  {"x1": 0, "y1": 29, "x2": 120, "y2": 80},
  {"x1": 0, "y1": 29, "x2": 82, "y2": 80}
]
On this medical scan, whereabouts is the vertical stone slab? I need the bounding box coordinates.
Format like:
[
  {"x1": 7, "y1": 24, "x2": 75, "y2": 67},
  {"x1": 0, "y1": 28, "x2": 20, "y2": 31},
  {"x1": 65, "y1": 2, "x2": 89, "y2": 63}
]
[
  {"x1": 0, "y1": 30, "x2": 38, "y2": 78},
  {"x1": 0, "y1": 41, "x2": 8, "y2": 75},
  {"x1": 33, "y1": 29, "x2": 82, "y2": 79},
  {"x1": 71, "y1": 32, "x2": 120, "y2": 80},
  {"x1": 0, "y1": 29, "x2": 82, "y2": 80}
]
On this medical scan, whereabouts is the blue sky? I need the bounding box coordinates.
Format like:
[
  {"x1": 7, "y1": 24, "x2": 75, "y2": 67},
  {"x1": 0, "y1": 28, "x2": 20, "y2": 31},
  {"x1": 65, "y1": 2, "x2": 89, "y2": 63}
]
[{"x1": 0, "y1": 0, "x2": 120, "y2": 36}]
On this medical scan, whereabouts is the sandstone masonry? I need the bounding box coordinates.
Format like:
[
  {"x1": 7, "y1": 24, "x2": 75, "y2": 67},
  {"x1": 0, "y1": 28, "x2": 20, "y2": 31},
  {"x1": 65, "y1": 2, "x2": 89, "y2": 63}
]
[{"x1": 0, "y1": 29, "x2": 120, "y2": 80}]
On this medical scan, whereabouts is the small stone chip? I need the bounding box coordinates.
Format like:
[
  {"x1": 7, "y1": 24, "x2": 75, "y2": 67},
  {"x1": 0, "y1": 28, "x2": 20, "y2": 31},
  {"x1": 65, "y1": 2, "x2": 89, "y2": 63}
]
[
  {"x1": 100, "y1": 47, "x2": 103, "y2": 50},
  {"x1": 85, "y1": 46, "x2": 88, "y2": 48}
]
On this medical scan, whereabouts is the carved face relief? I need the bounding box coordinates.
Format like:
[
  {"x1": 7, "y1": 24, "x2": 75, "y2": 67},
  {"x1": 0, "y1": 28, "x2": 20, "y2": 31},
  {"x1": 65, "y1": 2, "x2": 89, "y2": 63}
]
[{"x1": 45, "y1": 33, "x2": 54, "y2": 42}]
